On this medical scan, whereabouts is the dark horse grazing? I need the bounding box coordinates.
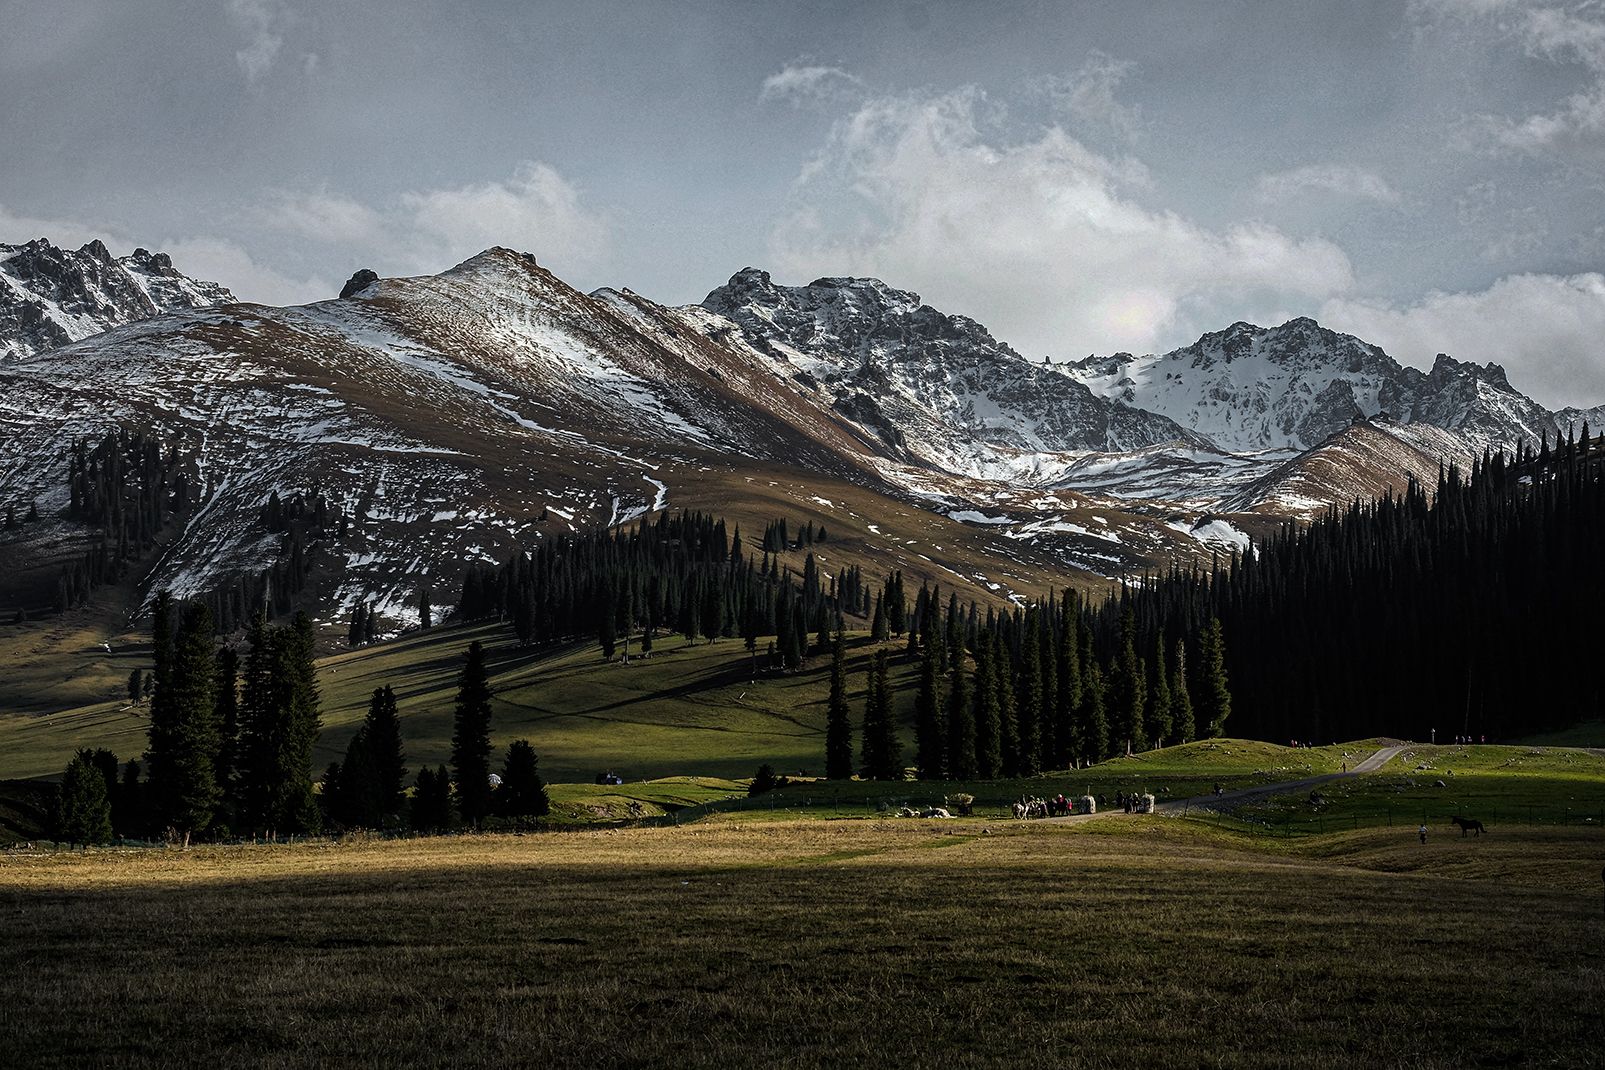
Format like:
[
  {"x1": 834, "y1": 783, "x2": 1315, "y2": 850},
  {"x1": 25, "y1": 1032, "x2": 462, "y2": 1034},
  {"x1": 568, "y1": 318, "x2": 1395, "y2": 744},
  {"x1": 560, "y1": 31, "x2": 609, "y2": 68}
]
[{"x1": 1450, "y1": 815, "x2": 1487, "y2": 837}]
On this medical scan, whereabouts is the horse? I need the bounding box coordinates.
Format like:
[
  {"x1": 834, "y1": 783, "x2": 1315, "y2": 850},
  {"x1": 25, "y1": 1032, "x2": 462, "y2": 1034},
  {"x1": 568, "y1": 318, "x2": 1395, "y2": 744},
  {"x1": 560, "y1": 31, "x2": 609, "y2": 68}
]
[{"x1": 1449, "y1": 815, "x2": 1486, "y2": 837}]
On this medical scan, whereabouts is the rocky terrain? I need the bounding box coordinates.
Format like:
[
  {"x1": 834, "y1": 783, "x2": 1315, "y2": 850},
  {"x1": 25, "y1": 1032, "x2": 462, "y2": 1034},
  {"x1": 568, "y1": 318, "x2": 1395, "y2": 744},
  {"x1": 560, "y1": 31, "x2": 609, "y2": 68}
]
[
  {"x1": 0, "y1": 238, "x2": 233, "y2": 359},
  {"x1": 0, "y1": 242, "x2": 1597, "y2": 652}
]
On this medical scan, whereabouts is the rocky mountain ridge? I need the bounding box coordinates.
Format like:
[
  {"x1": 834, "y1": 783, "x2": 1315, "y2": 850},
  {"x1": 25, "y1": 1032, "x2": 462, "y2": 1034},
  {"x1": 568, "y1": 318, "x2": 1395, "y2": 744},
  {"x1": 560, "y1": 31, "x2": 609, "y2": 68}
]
[
  {"x1": 0, "y1": 237, "x2": 233, "y2": 360},
  {"x1": 1062, "y1": 316, "x2": 1564, "y2": 454}
]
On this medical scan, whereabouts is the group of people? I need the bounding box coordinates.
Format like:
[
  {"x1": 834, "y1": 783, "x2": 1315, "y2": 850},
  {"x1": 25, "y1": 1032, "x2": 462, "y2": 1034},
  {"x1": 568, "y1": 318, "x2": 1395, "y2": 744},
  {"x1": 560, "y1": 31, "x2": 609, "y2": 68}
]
[{"x1": 1449, "y1": 735, "x2": 1486, "y2": 745}]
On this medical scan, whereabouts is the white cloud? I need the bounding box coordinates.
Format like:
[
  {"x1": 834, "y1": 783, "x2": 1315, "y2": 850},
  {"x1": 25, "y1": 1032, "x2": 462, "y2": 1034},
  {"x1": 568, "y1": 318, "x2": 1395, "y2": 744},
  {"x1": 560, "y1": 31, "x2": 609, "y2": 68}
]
[
  {"x1": 0, "y1": 204, "x2": 126, "y2": 250},
  {"x1": 1320, "y1": 272, "x2": 1605, "y2": 407},
  {"x1": 1425, "y1": 2, "x2": 1605, "y2": 151},
  {"x1": 760, "y1": 64, "x2": 865, "y2": 106},
  {"x1": 261, "y1": 162, "x2": 609, "y2": 279},
  {"x1": 157, "y1": 235, "x2": 329, "y2": 307},
  {"x1": 769, "y1": 87, "x2": 1353, "y2": 358},
  {"x1": 1256, "y1": 164, "x2": 1401, "y2": 203},
  {"x1": 228, "y1": 0, "x2": 286, "y2": 84},
  {"x1": 1036, "y1": 52, "x2": 1144, "y2": 140}
]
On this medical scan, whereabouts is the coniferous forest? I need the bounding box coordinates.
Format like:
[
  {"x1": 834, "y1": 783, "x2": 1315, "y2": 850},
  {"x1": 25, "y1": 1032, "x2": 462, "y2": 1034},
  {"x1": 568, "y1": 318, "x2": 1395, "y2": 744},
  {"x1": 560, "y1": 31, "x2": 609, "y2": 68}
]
[{"x1": 1099, "y1": 431, "x2": 1605, "y2": 745}]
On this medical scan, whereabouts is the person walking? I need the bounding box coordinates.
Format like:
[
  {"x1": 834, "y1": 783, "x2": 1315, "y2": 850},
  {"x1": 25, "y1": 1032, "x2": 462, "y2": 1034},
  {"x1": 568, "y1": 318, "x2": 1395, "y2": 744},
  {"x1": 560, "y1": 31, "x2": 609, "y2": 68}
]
[{"x1": 1418, "y1": 823, "x2": 1428, "y2": 845}]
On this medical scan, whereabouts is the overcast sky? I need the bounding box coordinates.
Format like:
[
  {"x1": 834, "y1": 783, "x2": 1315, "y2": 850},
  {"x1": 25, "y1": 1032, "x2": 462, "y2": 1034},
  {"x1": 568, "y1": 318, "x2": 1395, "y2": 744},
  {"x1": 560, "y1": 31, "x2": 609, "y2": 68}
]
[{"x1": 3, "y1": 0, "x2": 1604, "y2": 406}]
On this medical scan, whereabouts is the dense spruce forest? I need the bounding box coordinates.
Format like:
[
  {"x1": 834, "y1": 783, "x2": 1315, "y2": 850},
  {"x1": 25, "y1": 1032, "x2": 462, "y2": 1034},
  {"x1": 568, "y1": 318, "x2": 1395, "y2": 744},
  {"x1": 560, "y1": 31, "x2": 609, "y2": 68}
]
[{"x1": 1108, "y1": 429, "x2": 1605, "y2": 745}]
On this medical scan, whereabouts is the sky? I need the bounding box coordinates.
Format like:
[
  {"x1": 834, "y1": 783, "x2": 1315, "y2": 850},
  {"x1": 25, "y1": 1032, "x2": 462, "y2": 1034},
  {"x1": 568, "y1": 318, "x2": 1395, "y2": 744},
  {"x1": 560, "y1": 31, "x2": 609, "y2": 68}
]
[{"x1": 3, "y1": 0, "x2": 1604, "y2": 407}]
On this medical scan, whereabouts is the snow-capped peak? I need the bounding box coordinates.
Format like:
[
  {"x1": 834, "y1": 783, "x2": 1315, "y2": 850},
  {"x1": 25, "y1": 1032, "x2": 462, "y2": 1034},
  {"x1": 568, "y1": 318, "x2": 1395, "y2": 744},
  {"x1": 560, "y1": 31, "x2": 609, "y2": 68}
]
[{"x1": 0, "y1": 237, "x2": 235, "y2": 360}]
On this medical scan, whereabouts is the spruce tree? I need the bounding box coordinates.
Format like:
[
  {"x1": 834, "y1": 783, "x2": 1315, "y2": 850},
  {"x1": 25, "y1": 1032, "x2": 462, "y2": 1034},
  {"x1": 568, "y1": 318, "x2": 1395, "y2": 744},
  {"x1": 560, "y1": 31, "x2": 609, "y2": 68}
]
[
  {"x1": 1015, "y1": 617, "x2": 1043, "y2": 775},
  {"x1": 146, "y1": 602, "x2": 220, "y2": 845},
  {"x1": 418, "y1": 586, "x2": 433, "y2": 629},
  {"x1": 1197, "y1": 618, "x2": 1232, "y2": 738},
  {"x1": 363, "y1": 685, "x2": 407, "y2": 817},
  {"x1": 824, "y1": 632, "x2": 854, "y2": 780},
  {"x1": 1081, "y1": 661, "x2": 1110, "y2": 763},
  {"x1": 451, "y1": 640, "x2": 495, "y2": 824},
  {"x1": 333, "y1": 730, "x2": 382, "y2": 829},
  {"x1": 993, "y1": 632, "x2": 1021, "y2": 776},
  {"x1": 913, "y1": 631, "x2": 946, "y2": 779},
  {"x1": 870, "y1": 592, "x2": 888, "y2": 642},
  {"x1": 859, "y1": 649, "x2": 901, "y2": 779},
  {"x1": 496, "y1": 740, "x2": 550, "y2": 817},
  {"x1": 973, "y1": 641, "x2": 1002, "y2": 778},
  {"x1": 410, "y1": 765, "x2": 453, "y2": 832},
  {"x1": 57, "y1": 750, "x2": 113, "y2": 846},
  {"x1": 945, "y1": 652, "x2": 977, "y2": 779},
  {"x1": 1146, "y1": 638, "x2": 1173, "y2": 749},
  {"x1": 127, "y1": 668, "x2": 143, "y2": 705},
  {"x1": 285, "y1": 612, "x2": 322, "y2": 834},
  {"x1": 1171, "y1": 637, "x2": 1196, "y2": 743},
  {"x1": 1113, "y1": 607, "x2": 1147, "y2": 754},
  {"x1": 1056, "y1": 611, "x2": 1083, "y2": 769}
]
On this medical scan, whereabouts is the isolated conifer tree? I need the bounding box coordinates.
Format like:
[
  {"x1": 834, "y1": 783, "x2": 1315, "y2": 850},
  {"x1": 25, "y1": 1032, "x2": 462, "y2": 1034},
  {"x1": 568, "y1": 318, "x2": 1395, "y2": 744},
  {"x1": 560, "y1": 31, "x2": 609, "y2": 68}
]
[
  {"x1": 127, "y1": 668, "x2": 143, "y2": 705},
  {"x1": 1196, "y1": 618, "x2": 1232, "y2": 738},
  {"x1": 364, "y1": 601, "x2": 378, "y2": 644},
  {"x1": 1171, "y1": 637, "x2": 1196, "y2": 743},
  {"x1": 348, "y1": 602, "x2": 366, "y2": 648},
  {"x1": 57, "y1": 750, "x2": 113, "y2": 846},
  {"x1": 945, "y1": 652, "x2": 977, "y2": 779},
  {"x1": 913, "y1": 631, "x2": 946, "y2": 779},
  {"x1": 824, "y1": 633, "x2": 854, "y2": 779},
  {"x1": 418, "y1": 586, "x2": 432, "y2": 629},
  {"x1": 496, "y1": 740, "x2": 550, "y2": 817},
  {"x1": 451, "y1": 640, "x2": 495, "y2": 824},
  {"x1": 363, "y1": 685, "x2": 407, "y2": 816}
]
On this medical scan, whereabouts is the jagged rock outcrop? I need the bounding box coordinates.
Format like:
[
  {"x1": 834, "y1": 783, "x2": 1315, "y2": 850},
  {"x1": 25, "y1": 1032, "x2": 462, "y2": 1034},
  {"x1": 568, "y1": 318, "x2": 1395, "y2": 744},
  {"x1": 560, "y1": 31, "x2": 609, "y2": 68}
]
[
  {"x1": 0, "y1": 238, "x2": 233, "y2": 359},
  {"x1": 339, "y1": 269, "x2": 380, "y2": 299}
]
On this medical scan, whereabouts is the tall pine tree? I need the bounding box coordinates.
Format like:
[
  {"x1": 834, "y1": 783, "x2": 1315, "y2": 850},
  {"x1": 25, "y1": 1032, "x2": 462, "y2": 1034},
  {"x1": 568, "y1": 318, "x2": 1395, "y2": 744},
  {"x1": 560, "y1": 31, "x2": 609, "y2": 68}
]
[{"x1": 451, "y1": 640, "x2": 495, "y2": 824}]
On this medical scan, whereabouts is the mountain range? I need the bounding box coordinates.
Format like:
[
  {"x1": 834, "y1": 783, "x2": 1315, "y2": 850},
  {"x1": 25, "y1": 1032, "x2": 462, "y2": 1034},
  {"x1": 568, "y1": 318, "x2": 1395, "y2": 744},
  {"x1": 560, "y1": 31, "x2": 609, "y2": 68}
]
[{"x1": 1, "y1": 236, "x2": 1600, "y2": 659}]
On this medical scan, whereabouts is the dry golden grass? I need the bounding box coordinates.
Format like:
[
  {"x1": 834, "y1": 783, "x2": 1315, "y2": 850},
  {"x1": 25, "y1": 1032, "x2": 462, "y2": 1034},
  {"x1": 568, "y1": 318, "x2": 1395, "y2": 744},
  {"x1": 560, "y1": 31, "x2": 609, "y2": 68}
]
[{"x1": 2, "y1": 819, "x2": 1601, "y2": 1068}]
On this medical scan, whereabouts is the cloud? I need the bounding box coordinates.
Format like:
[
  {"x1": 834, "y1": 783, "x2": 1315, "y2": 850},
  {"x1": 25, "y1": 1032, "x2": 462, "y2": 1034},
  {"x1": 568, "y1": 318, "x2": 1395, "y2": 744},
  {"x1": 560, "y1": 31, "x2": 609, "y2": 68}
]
[
  {"x1": 261, "y1": 162, "x2": 609, "y2": 279},
  {"x1": 157, "y1": 235, "x2": 329, "y2": 307},
  {"x1": 1320, "y1": 272, "x2": 1605, "y2": 407},
  {"x1": 760, "y1": 64, "x2": 865, "y2": 106},
  {"x1": 769, "y1": 86, "x2": 1353, "y2": 358},
  {"x1": 1256, "y1": 164, "x2": 1401, "y2": 203},
  {"x1": 228, "y1": 0, "x2": 286, "y2": 84},
  {"x1": 0, "y1": 204, "x2": 127, "y2": 250},
  {"x1": 1422, "y1": 2, "x2": 1605, "y2": 152},
  {"x1": 1034, "y1": 52, "x2": 1144, "y2": 140}
]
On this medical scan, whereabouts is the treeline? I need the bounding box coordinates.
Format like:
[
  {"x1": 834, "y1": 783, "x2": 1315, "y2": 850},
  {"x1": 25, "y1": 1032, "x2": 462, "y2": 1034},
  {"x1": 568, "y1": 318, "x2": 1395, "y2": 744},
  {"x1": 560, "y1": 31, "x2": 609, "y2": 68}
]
[
  {"x1": 53, "y1": 614, "x2": 547, "y2": 845},
  {"x1": 1096, "y1": 429, "x2": 1605, "y2": 744},
  {"x1": 455, "y1": 511, "x2": 871, "y2": 665},
  {"x1": 826, "y1": 584, "x2": 1230, "y2": 780}
]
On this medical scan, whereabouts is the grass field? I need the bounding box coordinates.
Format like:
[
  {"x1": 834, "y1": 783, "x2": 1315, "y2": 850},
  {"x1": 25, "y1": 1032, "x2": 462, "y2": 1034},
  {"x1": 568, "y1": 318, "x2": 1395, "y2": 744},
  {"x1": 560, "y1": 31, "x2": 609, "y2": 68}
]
[
  {"x1": 2, "y1": 817, "x2": 1601, "y2": 1068},
  {"x1": 1217, "y1": 743, "x2": 1605, "y2": 831},
  {"x1": 0, "y1": 623, "x2": 925, "y2": 782}
]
